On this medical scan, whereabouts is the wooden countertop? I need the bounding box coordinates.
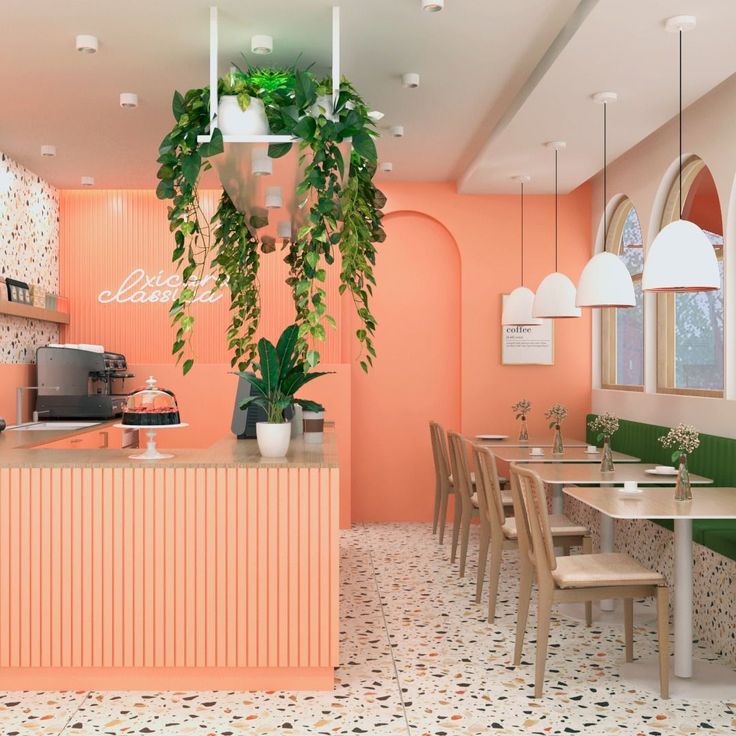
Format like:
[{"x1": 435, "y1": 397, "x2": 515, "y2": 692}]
[{"x1": 0, "y1": 421, "x2": 338, "y2": 469}]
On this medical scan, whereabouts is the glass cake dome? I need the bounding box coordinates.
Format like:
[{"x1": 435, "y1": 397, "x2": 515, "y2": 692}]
[{"x1": 123, "y1": 376, "x2": 181, "y2": 426}]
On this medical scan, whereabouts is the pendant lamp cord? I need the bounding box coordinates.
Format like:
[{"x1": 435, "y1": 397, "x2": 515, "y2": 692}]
[
  {"x1": 554, "y1": 148, "x2": 559, "y2": 272},
  {"x1": 520, "y1": 181, "x2": 525, "y2": 285},
  {"x1": 603, "y1": 101, "x2": 607, "y2": 235},
  {"x1": 679, "y1": 28, "x2": 683, "y2": 217}
]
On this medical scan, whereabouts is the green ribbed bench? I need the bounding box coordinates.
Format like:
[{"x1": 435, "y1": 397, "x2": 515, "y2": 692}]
[{"x1": 586, "y1": 413, "x2": 736, "y2": 561}]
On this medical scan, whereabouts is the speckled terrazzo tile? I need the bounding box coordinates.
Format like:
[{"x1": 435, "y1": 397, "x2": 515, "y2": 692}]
[{"x1": 0, "y1": 690, "x2": 87, "y2": 735}]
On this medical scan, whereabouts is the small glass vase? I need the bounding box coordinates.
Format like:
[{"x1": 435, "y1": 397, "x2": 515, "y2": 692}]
[
  {"x1": 600, "y1": 435, "x2": 614, "y2": 473},
  {"x1": 675, "y1": 453, "x2": 692, "y2": 502},
  {"x1": 519, "y1": 417, "x2": 529, "y2": 441},
  {"x1": 552, "y1": 425, "x2": 564, "y2": 454}
]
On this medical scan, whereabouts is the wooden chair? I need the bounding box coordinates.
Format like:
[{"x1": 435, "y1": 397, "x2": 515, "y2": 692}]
[
  {"x1": 510, "y1": 463, "x2": 670, "y2": 699},
  {"x1": 429, "y1": 421, "x2": 454, "y2": 543},
  {"x1": 472, "y1": 444, "x2": 592, "y2": 619},
  {"x1": 447, "y1": 432, "x2": 513, "y2": 577}
]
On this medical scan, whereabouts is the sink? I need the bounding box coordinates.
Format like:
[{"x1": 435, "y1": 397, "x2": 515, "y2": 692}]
[{"x1": 8, "y1": 421, "x2": 101, "y2": 431}]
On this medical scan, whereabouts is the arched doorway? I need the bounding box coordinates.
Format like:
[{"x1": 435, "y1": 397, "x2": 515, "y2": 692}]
[{"x1": 351, "y1": 211, "x2": 461, "y2": 521}]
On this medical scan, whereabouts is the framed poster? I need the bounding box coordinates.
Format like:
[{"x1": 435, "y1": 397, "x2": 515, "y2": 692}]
[{"x1": 501, "y1": 294, "x2": 555, "y2": 365}]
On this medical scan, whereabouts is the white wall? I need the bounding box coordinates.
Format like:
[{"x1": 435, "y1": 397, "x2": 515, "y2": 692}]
[{"x1": 589, "y1": 73, "x2": 736, "y2": 438}]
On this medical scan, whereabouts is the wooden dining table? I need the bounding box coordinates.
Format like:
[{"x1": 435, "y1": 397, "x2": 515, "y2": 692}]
[
  {"x1": 563, "y1": 485, "x2": 736, "y2": 698},
  {"x1": 474, "y1": 435, "x2": 589, "y2": 448},
  {"x1": 520, "y1": 463, "x2": 713, "y2": 614}
]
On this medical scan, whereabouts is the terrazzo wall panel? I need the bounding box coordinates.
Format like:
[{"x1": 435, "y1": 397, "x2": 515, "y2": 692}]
[{"x1": 0, "y1": 152, "x2": 60, "y2": 363}]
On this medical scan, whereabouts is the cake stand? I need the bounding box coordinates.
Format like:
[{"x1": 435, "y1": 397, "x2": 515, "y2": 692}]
[{"x1": 114, "y1": 423, "x2": 188, "y2": 461}]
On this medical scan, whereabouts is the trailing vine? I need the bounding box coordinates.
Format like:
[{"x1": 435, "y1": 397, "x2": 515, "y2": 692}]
[{"x1": 156, "y1": 62, "x2": 385, "y2": 374}]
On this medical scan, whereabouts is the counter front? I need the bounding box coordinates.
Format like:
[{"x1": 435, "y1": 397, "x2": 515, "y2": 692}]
[{"x1": 0, "y1": 427, "x2": 339, "y2": 690}]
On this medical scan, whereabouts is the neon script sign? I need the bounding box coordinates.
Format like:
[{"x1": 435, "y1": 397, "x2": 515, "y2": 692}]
[{"x1": 97, "y1": 269, "x2": 224, "y2": 305}]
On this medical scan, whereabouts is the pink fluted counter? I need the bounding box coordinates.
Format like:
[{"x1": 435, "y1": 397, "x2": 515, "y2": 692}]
[{"x1": 0, "y1": 425, "x2": 339, "y2": 690}]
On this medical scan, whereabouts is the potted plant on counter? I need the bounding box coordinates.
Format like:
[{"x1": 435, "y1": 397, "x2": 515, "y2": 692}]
[
  {"x1": 545, "y1": 403, "x2": 568, "y2": 455},
  {"x1": 237, "y1": 324, "x2": 331, "y2": 458}
]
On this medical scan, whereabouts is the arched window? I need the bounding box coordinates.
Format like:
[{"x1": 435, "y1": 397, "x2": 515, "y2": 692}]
[
  {"x1": 657, "y1": 157, "x2": 724, "y2": 396},
  {"x1": 601, "y1": 197, "x2": 644, "y2": 390}
]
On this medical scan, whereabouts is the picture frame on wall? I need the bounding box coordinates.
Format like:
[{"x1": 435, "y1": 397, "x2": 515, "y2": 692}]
[{"x1": 500, "y1": 294, "x2": 555, "y2": 365}]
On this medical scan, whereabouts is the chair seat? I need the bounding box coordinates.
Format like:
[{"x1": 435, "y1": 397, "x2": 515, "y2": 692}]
[
  {"x1": 552, "y1": 553, "x2": 665, "y2": 589},
  {"x1": 502, "y1": 514, "x2": 586, "y2": 540},
  {"x1": 471, "y1": 492, "x2": 514, "y2": 509}
]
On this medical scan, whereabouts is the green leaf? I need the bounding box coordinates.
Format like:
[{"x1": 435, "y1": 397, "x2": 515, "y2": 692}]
[
  {"x1": 294, "y1": 116, "x2": 317, "y2": 140},
  {"x1": 294, "y1": 69, "x2": 316, "y2": 109},
  {"x1": 182, "y1": 358, "x2": 194, "y2": 375},
  {"x1": 275, "y1": 324, "x2": 300, "y2": 379},
  {"x1": 199, "y1": 128, "x2": 224, "y2": 157},
  {"x1": 257, "y1": 337, "x2": 280, "y2": 396},
  {"x1": 352, "y1": 130, "x2": 377, "y2": 162},
  {"x1": 156, "y1": 180, "x2": 174, "y2": 200},
  {"x1": 182, "y1": 152, "x2": 201, "y2": 186},
  {"x1": 172, "y1": 91, "x2": 185, "y2": 121},
  {"x1": 295, "y1": 399, "x2": 324, "y2": 413},
  {"x1": 268, "y1": 142, "x2": 292, "y2": 159}
]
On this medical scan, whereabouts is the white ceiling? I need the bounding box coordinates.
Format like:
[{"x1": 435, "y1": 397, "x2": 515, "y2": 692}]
[{"x1": 0, "y1": 0, "x2": 735, "y2": 192}]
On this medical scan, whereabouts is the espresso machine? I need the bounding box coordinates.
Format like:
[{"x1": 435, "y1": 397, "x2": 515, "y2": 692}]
[{"x1": 35, "y1": 346, "x2": 135, "y2": 419}]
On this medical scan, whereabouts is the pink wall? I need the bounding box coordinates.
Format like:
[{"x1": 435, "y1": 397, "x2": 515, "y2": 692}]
[
  {"x1": 349, "y1": 181, "x2": 593, "y2": 521},
  {"x1": 57, "y1": 182, "x2": 592, "y2": 525}
]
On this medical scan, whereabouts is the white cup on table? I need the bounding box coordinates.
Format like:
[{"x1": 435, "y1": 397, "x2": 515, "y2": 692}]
[
  {"x1": 587, "y1": 444, "x2": 597, "y2": 453},
  {"x1": 623, "y1": 480, "x2": 638, "y2": 492},
  {"x1": 530, "y1": 447, "x2": 544, "y2": 456}
]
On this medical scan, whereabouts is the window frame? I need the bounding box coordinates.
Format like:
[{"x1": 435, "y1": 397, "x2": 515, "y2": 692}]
[
  {"x1": 601, "y1": 197, "x2": 645, "y2": 392},
  {"x1": 656, "y1": 156, "x2": 724, "y2": 398}
]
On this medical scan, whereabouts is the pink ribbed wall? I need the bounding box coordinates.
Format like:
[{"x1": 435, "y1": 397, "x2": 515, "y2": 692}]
[
  {"x1": 0, "y1": 464, "x2": 339, "y2": 689},
  {"x1": 59, "y1": 190, "x2": 343, "y2": 364}
]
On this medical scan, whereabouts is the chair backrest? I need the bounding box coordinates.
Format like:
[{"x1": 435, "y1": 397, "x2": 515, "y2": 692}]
[
  {"x1": 429, "y1": 421, "x2": 451, "y2": 486},
  {"x1": 472, "y1": 444, "x2": 506, "y2": 535},
  {"x1": 509, "y1": 464, "x2": 557, "y2": 580},
  {"x1": 447, "y1": 431, "x2": 473, "y2": 503}
]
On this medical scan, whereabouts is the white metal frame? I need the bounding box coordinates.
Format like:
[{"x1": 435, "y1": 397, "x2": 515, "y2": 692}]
[{"x1": 198, "y1": 5, "x2": 341, "y2": 144}]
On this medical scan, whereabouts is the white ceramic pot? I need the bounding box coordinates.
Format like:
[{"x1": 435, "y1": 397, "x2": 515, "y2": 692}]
[
  {"x1": 256, "y1": 422, "x2": 291, "y2": 458},
  {"x1": 217, "y1": 96, "x2": 270, "y2": 136},
  {"x1": 309, "y1": 95, "x2": 336, "y2": 121},
  {"x1": 303, "y1": 411, "x2": 325, "y2": 444}
]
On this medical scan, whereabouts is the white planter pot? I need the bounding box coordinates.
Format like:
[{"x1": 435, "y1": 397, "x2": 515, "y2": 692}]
[
  {"x1": 217, "y1": 96, "x2": 270, "y2": 136},
  {"x1": 303, "y1": 411, "x2": 325, "y2": 444},
  {"x1": 309, "y1": 95, "x2": 336, "y2": 122},
  {"x1": 256, "y1": 422, "x2": 291, "y2": 458}
]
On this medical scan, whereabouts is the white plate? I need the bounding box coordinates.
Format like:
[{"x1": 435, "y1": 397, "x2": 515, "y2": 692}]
[
  {"x1": 475, "y1": 434, "x2": 508, "y2": 441},
  {"x1": 645, "y1": 468, "x2": 678, "y2": 476}
]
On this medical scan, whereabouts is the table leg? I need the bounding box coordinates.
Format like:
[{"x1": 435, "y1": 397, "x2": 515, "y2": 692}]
[
  {"x1": 599, "y1": 512, "x2": 615, "y2": 611},
  {"x1": 550, "y1": 482, "x2": 563, "y2": 514},
  {"x1": 674, "y1": 518, "x2": 693, "y2": 679}
]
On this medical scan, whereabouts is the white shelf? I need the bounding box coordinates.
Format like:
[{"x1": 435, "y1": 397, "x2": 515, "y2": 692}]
[{"x1": 196, "y1": 134, "x2": 296, "y2": 144}]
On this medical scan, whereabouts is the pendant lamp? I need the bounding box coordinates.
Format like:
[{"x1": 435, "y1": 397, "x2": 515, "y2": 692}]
[
  {"x1": 502, "y1": 176, "x2": 543, "y2": 326},
  {"x1": 642, "y1": 15, "x2": 719, "y2": 293},
  {"x1": 577, "y1": 92, "x2": 636, "y2": 307},
  {"x1": 532, "y1": 142, "x2": 581, "y2": 319}
]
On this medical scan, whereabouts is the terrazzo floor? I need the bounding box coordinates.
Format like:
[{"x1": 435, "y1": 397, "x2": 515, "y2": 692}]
[{"x1": 2, "y1": 523, "x2": 735, "y2": 735}]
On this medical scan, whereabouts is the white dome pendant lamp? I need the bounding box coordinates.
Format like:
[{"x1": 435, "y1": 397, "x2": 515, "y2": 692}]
[
  {"x1": 532, "y1": 142, "x2": 581, "y2": 319},
  {"x1": 642, "y1": 16, "x2": 719, "y2": 293},
  {"x1": 502, "y1": 176, "x2": 543, "y2": 326},
  {"x1": 577, "y1": 92, "x2": 635, "y2": 308}
]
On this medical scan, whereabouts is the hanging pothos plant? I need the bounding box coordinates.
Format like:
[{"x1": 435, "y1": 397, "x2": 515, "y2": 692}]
[{"x1": 156, "y1": 62, "x2": 385, "y2": 375}]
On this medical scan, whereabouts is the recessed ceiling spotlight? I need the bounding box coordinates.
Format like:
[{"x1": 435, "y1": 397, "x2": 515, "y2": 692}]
[
  {"x1": 390, "y1": 125, "x2": 405, "y2": 138},
  {"x1": 380, "y1": 162, "x2": 393, "y2": 173},
  {"x1": 75, "y1": 34, "x2": 98, "y2": 54},
  {"x1": 251, "y1": 35, "x2": 273, "y2": 54},
  {"x1": 401, "y1": 72, "x2": 420, "y2": 89},
  {"x1": 81, "y1": 176, "x2": 95, "y2": 187},
  {"x1": 40, "y1": 145, "x2": 56, "y2": 157},
  {"x1": 368, "y1": 110, "x2": 385, "y2": 122},
  {"x1": 119, "y1": 92, "x2": 138, "y2": 108},
  {"x1": 422, "y1": 0, "x2": 444, "y2": 11}
]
